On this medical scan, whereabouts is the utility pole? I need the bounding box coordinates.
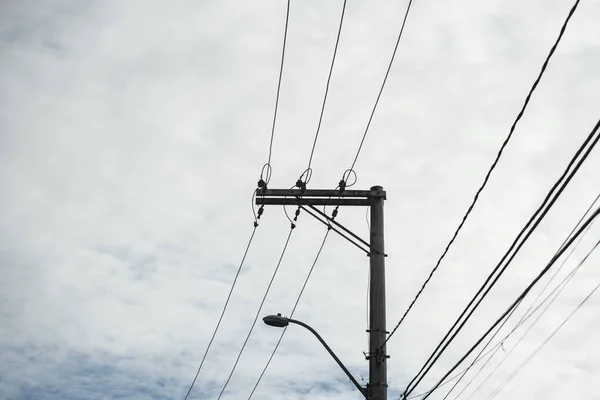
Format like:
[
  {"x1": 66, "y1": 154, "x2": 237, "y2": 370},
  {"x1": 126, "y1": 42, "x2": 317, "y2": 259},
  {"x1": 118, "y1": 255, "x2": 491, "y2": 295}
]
[
  {"x1": 256, "y1": 185, "x2": 387, "y2": 400},
  {"x1": 368, "y1": 185, "x2": 387, "y2": 400}
]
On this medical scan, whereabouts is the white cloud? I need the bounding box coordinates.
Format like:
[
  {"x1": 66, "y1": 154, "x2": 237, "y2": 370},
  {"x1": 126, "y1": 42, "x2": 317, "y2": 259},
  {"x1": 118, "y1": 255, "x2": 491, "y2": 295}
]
[{"x1": 1, "y1": 0, "x2": 599, "y2": 399}]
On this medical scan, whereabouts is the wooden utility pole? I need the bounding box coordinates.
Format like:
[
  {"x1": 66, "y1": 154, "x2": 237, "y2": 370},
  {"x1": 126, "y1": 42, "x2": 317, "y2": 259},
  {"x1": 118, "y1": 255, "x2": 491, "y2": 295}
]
[{"x1": 256, "y1": 186, "x2": 387, "y2": 400}]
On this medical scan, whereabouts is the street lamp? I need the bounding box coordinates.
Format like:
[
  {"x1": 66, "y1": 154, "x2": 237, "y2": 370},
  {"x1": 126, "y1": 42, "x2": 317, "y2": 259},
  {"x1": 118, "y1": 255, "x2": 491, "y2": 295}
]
[{"x1": 263, "y1": 314, "x2": 367, "y2": 398}]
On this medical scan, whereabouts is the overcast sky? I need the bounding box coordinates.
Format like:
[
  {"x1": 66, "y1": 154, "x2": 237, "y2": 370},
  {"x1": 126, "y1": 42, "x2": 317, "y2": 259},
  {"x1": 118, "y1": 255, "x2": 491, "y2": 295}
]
[{"x1": 1, "y1": 0, "x2": 600, "y2": 399}]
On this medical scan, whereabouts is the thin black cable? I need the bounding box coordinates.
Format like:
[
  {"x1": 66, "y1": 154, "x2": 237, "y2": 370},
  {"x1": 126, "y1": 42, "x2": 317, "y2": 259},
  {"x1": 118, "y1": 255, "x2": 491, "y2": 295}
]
[
  {"x1": 405, "y1": 239, "x2": 595, "y2": 400},
  {"x1": 261, "y1": 0, "x2": 291, "y2": 184},
  {"x1": 405, "y1": 120, "x2": 600, "y2": 396},
  {"x1": 216, "y1": 227, "x2": 295, "y2": 399},
  {"x1": 519, "y1": 193, "x2": 600, "y2": 318},
  {"x1": 412, "y1": 243, "x2": 599, "y2": 400},
  {"x1": 485, "y1": 282, "x2": 600, "y2": 400},
  {"x1": 447, "y1": 194, "x2": 600, "y2": 400},
  {"x1": 412, "y1": 229, "x2": 598, "y2": 400},
  {"x1": 348, "y1": 0, "x2": 415, "y2": 173},
  {"x1": 404, "y1": 348, "x2": 499, "y2": 400},
  {"x1": 384, "y1": 0, "x2": 582, "y2": 346},
  {"x1": 466, "y1": 237, "x2": 600, "y2": 400},
  {"x1": 439, "y1": 303, "x2": 521, "y2": 400},
  {"x1": 246, "y1": 229, "x2": 331, "y2": 399},
  {"x1": 183, "y1": 225, "x2": 259, "y2": 400},
  {"x1": 456, "y1": 198, "x2": 600, "y2": 400},
  {"x1": 424, "y1": 226, "x2": 599, "y2": 400},
  {"x1": 481, "y1": 244, "x2": 598, "y2": 399},
  {"x1": 409, "y1": 127, "x2": 600, "y2": 396},
  {"x1": 303, "y1": 0, "x2": 347, "y2": 182},
  {"x1": 419, "y1": 205, "x2": 600, "y2": 399}
]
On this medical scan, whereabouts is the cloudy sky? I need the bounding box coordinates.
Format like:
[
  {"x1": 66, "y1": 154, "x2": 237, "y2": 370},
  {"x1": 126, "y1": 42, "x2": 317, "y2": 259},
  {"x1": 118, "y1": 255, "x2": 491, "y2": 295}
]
[{"x1": 1, "y1": 0, "x2": 599, "y2": 399}]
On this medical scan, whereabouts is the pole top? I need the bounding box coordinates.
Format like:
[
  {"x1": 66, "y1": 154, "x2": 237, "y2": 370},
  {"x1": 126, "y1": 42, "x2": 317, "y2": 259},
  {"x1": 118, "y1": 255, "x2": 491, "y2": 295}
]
[{"x1": 369, "y1": 185, "x2": 386, "y2": 199}]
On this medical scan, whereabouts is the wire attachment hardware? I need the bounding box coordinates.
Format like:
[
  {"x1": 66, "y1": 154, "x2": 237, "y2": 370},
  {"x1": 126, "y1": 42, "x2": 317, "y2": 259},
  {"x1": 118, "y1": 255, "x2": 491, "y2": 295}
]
[
  {"x1": 254, "y1": 205, "x2": 265, "y2": 227},
  {"x1": 257, "y1": 178, "x2": 268, "y2": 193}
]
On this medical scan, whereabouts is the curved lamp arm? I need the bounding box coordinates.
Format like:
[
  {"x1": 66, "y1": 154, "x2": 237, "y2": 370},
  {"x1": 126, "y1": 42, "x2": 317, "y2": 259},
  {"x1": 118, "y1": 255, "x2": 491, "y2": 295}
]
[{"x1": 263, "y1": 314, "x2": 367, "y2": 398}]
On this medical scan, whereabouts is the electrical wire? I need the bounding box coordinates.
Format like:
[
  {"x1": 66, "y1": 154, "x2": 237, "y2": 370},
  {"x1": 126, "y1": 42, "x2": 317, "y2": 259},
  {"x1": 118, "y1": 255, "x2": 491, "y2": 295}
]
[
  {"x1": 384, "y1": 0, "x2": 583, "y2": 346},
  {"x1": 404, "y1": 234, "x2": 596, "y2": 400},
  {"x1": 246, "y1": 229, "x2": 331, "y2": 399},
  {"x1": 443, "y1": 193, "x2": 600, "y2": 399},
  {"x1": 302, "y1": 0, "x2": 347, "y2": 184},
  {"x1": 464, "y1": 236, "x2": 600, "y2": 400},
  {"x1": 347, "y1": 0, "x2": 415, "y2": 174},
  {"x1": 419, "y1": 205, "x2": 600, "y2": 399},
  {"x1": 404, "y1": 348, "x2": 500, "y2": 400},
  {"x1": 484, "y1": 281, "x2": 600, "y2": 400},
  {"x1": 404, "y1": 118, "x2": 600, "y2": 397},
  {"x1": 454, "y1": 194, "x2": 600, "y2": 400},
  {"x1": 260, "y1": 0, "x2": 291, "y2": 186},
  {"x1": 216, "y1": 226, "x2": 295, "y2": 399},
  {"x1": 183, "y1": 224, "x2": 260, "y2": 400},
  {"x1": 439, "y1": 303, "x2": 521, "y2": 400}
]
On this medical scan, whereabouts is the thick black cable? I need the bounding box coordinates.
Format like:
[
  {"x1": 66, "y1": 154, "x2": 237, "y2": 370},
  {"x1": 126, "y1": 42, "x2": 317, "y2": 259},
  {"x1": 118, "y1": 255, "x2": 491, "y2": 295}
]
[
  {"x1": 465, "y1": 237, "x2": 600, "y2": 400},
  {"x1": 412, "y1": 243, "x2": 599, "y2": 400},
  {"x1": 405, "y1": 124, "x2": 599, "y2": 394},
  {"x1": 485, "y1": 282, "x2": 600, "y2": 400},
  {"x1": 303, "y1": 0, "x2": 347, "y2": 182},
  {"x1": 216, "y1": 227, "x2": 295, "y2": 399},
  {"x1": 455, "y1": 197, "x2": 600, "y2": 400},
  {"x1": 246, "y1": 229, "x2": 331, "y2": 399},
  {"x1": 260, "y1": 0, "x2": 291, "y2": 185},
  {"x1": 445, "y1": 194, "x2": 600, "y2": 400},
  {"x1": 385, "y1": 0, "x2": 582, "y2": 346},
  {"x1": 405, "y1": 240, "x2": 594, "y2": 400},
  {"x1": 405, "y1": 119, "x2": 600, "y2": 396},
  {"x1": 183, "y1": 225, "x2": 259, "y2": 400},
  {"x1": 439, "y1": 303, "x2": 521, "y2": 400},
  {"x1": 348, "y1": 0, "x2": 415, "y2": 173},
  {"x1": 419, "y1": 205, "x2": 600, "y2": 399},
  {"x1": 404, "y1": 348, "x2": 499, "y2": 400},
  {"x1": 410, "y1": 229, "x2": 598, "y2": 400}
]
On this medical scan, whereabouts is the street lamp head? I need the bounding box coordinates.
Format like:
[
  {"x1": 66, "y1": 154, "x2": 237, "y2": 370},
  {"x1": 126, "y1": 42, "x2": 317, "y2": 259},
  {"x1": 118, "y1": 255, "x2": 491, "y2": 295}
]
[{"x1": 262, "y1": 313, "x2": 289, "y2": 328}]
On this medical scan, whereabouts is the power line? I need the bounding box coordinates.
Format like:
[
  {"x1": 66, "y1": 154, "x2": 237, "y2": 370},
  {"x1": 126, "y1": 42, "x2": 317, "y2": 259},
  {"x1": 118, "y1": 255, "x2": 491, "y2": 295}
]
[
  {"x1": 439, "y1": 303, "x2": 521, "y2": 400},
  {"x1": 404, "y1": 118, "x2": 600, "y2": 397},
  {"x1": 300, "y1": 0, "x2": 348, "y2": 185},
  {"x1": 404, "y1": 347, "x2": 500, "y2": 400},
  {"x1": 184, "y1": 221, "x2": 261, "y2": 400},
  {"x1": 260, "y1": 0, "x2": 291, "y2": 187},
  {"x1": 455, "y1": 195, "x2": 600, "y2": 400},
  {"x1": 247, "y1": 229, "x2": 331, "y2": 399},
  {"x1": 419, "y1": 204, "x2": 600, "y2": 399},
  {"x1": 445, "y1": 193, "x2": 600, "y2": 400},
  {"x1": 485, "y1": 281, "x2": 600, "y2": 400},
  {"x1": 346, "y1": 0, "x2": 415, "y2": 176},
  {"x1": 216, "y1": 225, "x2": 296, "y2": 399},
  {"x1": 384, "y1": 0, "x2": 583, "y2": 345},
  {"x1": 399, "y1": 306, "x2": 523, "y2": 400},
  {"x1": 404, "y1": 230, "x2": 597, "y2": 400},
  {"x1": 464, "y1": 236, "x2": 600, "y2": 400}
]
